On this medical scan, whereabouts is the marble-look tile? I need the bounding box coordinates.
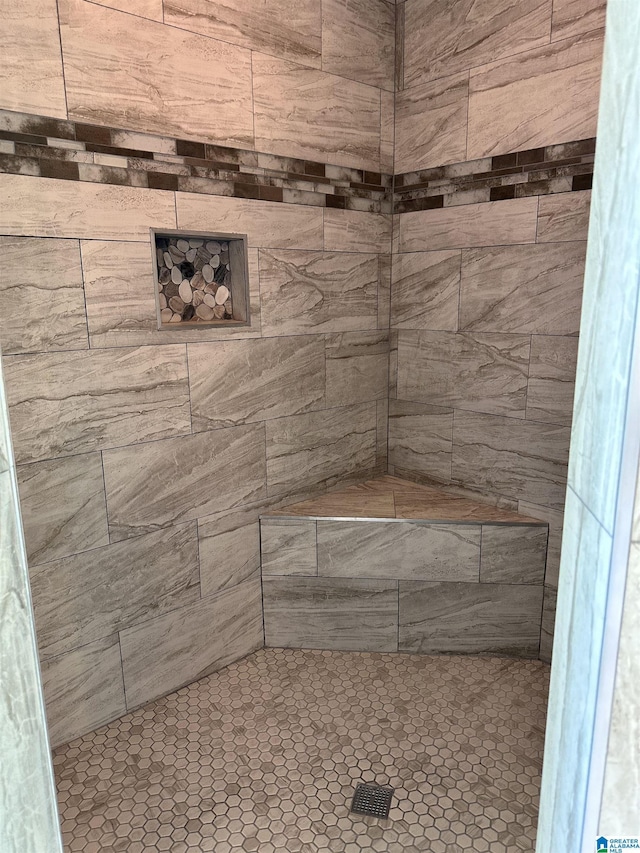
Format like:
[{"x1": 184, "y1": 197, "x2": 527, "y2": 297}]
[
  {"x1": 404, "y1": 0, "x2": 552, "y2": 88},
  {"x1": 518, "y1": 500, "x2": 564, "y2": 589},
  {"x1": 31, "y1": 523, "x2": 199, "y2": 659},
  {"x1": 378, "y1": 254, "x2": 392, "y2": 331},
  {"x1": 0, "y1": 0, "x2": 67, "y2": 118},
  {"x1": 480, "y1": 525, "x2": 548, "y2": 584},
  {"x1": 539, "y1": 585, "x2": 557, "y2": 663},
  {"x1": 392, "y1": 479, "x2": 531, "y2": 522},
  {"x1": 176, "y1": 193, "x2": 323, "y2": 250},
  {"x1": 93, "y1": 0, "x2": 162, "y2": 19},
  {"x1": 459, "y1": 242, "x2": 586, "y2": 335},
  {"x1": 188, "y1": 336, "x2": 325, "y2": 430},
  {"x1": 120, "y1": 577, "x2": 263, "y2": 708},
  {"x1": 0, "y1": 174, "x2": 176, "y2": 241},
  {"x1": 317, "y1": 519, "x2": 480, "y2": 582},
  {"x1": 263, "y1": 576, "x2": 398, "y2": 651},
  {"x1": 84, "y1": 241, "x2": 262, "y2": 347},
  {"x1": 261, "y1": 519, "x2": 317, "y2": 576},
  {"x1": 537, "y1": 190, "x2": 592, "y2": 243},
  {"x1": 0, "y1": 237, "x2": 88, "y2": 355},
  {"x1": 17, "y1": 453, "x2": 108, "y2": 566},
  {"x1": 325, "y1": 331, "x2": 389, "y2": 408},
  {"x1": 40, "y1": 635, "x2": 126, "y2": 749},
  {"x1": 395, "y1": 72, "x2": 468, "y2": 174},
  {"x1": 103, "y1": 423, "x2": 266, "y2": 540},
  {"x1": 551, "y1": 0, "x2": 606, "y2": 41},
  {"x1": 452, "y1": 411, "x2": 571, "y2": 510},
  {"x1": 4, "y1": 346, "x2": 191, "y2": 464},
  {"x1": 398, "y1": 580, "x2": 543, "y2": 656},
  {"x1": 527, "y1": 335, "x2": 579, "y2": 426},
  {"x1": 198, "y1": 505, "x2": 262, "y2": 597},
  {"x1": 252, "y1": 54, "x2": 381, "y2": 171},
  {"x1": 467, "y1": 29, "x2": 604, "y2": 159},
  {"x1": 259, "y1": 249, "x2": 379, "y2": 336},
  {"x1": 164, "y1": 0, "x2": 321, "y2": 66},
  {"x1": 398, "y1": 197, "x2": 538, "y2": 253},
  {"x1": 59, "y1": 0, "x2": 254, "y2": 147},
  {"x1": 380, "y1": 89, "x2": 395, "y2": 173},
  {"x1": 391, "y1": 250, "x2": 461, "y2": 331},
  {"x1": 265, "y1": 402, "x2": 377, "y2": 498},
  {"x1": 321, "y1": 0, "x2": 394, "y2": 90},
  {"x1": 397, "y1": 330, "x2": 531, "y2": 417},
  {"x1": 269, "y1": 479, "x2": 397, "y2": 519},
  {"x1": 388, "y1": 399, "x2": 453, "y2": 483},
  {"x1": 323, "y1": 209, "x2": 392, "y2": 254}
]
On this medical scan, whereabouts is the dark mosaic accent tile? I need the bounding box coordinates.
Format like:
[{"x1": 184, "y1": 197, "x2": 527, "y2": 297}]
[
  {"x1": 396, "y1": 195, "x2": 444, "y2": 214},
  {"x1": 490, "y1": 185, "x2": 516, "y2": 201},
  {"x1": 0, "y1": 153, "x2": 40, "y2": 176},
  {"x1": 75, "y1": 124, "x2": 112, "y2": 146},
  {"x1": 205, "y1": 144, "x2": 259, "y2": 168},
  {"x1": 515, "y1": 177, "x2": 573, "y2": 197},
  {"x1": 527, "y1": 168, "x2": 559, "y2": 182},
  {"x1": 350, "y1": 182, "x2": 389, "y2": 193},
  {"x1": 77, "y1": 163, "x2": 146, "y2": 187},
  {"x1": 0, "y1": 112, "x2": 75, "y2": 140},
  {"x1": 326, "y1": 194, "x2": 348, "y2": 209},
  {"x1": 176, "y1": 175, "x2": 234, "y2": 196},
  {"x1": 259, "y1": 185, "x2": 284, "y2": 202},
  {"x1": 13, "y1": 142, "x2": 90, "y2": 163},
  {"x1": 176, "y1": 139, "x2": 206, "y2": 159},
  {"x1": 129, "y1": 158, "x2": 189, "y2": 176},
  {"x1": 39, "y1": 159, "x2": 80, "y2": 181},
  {"x1": 147, "y1": 172, "x2": 180, "y2": 191},
  {"x1": 0, "y1": 129, "x2": 49, "y2": 146},
  {"x1": 545, "y1": 138, "x2": 596, "y2": 160},
  {"x1": 492, "y1": 153, "x2": 518, "y2": 169},
  {"x1": 573, "y1": 173, "x2": 593, "y2": 191},
  {"x1": 557, "y1": 163, "x2": 594, "y2": 178},
  {"x1": 363, "y1": 171, "x2": 383, "y2": 186},
  {"x1": 517, "y1": 147, "x2": 546, "y2": 166},
  {"x1": 395, "y1": 174, "x2": 404, "y2": 188},
  {"x1": 86, "y1": 142, "x2": 154, "y2": 159},
  {"x1": 233, "y1": 182, "x2": 261, "y2": 200},
  {"x1": 304, "y1": 160, "x2": 326, "y2": 177}
]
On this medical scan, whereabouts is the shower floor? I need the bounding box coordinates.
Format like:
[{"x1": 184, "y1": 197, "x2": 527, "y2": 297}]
[{"x1": 53, "y1": 648, "x2": 549, "y2": 853}]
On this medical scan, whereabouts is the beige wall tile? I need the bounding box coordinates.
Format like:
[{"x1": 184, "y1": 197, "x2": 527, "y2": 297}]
[
  {"x1": 0, "y1": 0, "x2": 67, "y2": 118},
  {"x1": 176, "y1": 193, "x2": 323, "y2": 250},
  {"x1": 259, "y1": 249, "x2": 379, "y2": 336},
  {"x1": 459, "y1": 242, "x2": 586, "y2": 335},
  {"x1": 467, "y1": 29, "x2": 604, "y2": 159},
  {"x1": 325, "y1": 331, "x2": 389, "y2": 408},
  {"x1": 31, "y1": 523, "x2": 200, "y2": 659},
  {"x1": 551, "y1": 0, "x2": 606, "y2": 41},
  {"x1": 0, "y1": 174, "x2": 176, "y2": 240},
  {"x1": 59, "y1": 0, "x2": 254, "y2": 147},
  {"x1": 103, "y1": 423, "x2": 266, "y2": 540},
  {"x1": 518, "y1": 500, "x2": 564, "y2": 588},
  {"x1": 404, "y1": 0, "x2": 552, "y2": 88},
  {"x1": 389, "y1": 399, "x2": 453, "y2": 483},
  {"x1": 164, "y1": 0, "x2": 321, "y2": 66},
  {"x1": 378, "y1": 254, "x2": 392, "y2": 330},
  {"x1": 539, "y1": 584, "x2": 557, "y2": 662},
  {"x1": 261, "y1": 518, "x2": 317, "y2": 576},
  {"x1": 380, "y1": 89, "x2": 395, "y2": 173},
  {"x1": 0, "y1": 237, "x2": 88, "y2": 355},
  {"x1": 253, "y1": 54, "x2": 381, "y2": 170},
  {"x1": 93, "y1": 0, "x2": 162, "y2": 20},
  {"x1": 480, "y1": 525, "x2": 548, "y2": 584},
  {"x1": 120, "y1": 577, "x2": 263, "y2": 708},
  {"x1": 322, "y1": 0, "x2": 395, "y2": 90},
  {"x1": 323, "y1": 209, "x2": 392, "y2": 254},
  {"x1": 395, "y1": 72, "x2": 469, "y2": 173},
  {"x1": 17, "y1": 453, "x2": 108, "y2": 566},
  {"x1": 537, "y1": 190, "x2": 592, "y2": 242},
  {"x1": 40, "y1": 635, "x2": 126, "y2": 748},
  {"x1": 4, "y1": 346, "x2": 191, "y2": 463},
  {"x1": 527, "y1": 335, "x2": 579, "y2": 425},
  {"x1": 198, "y1": 505, "x2": 262, "y2": 597},
  {"x1": 188, "y1": 336, "x2": 326, "y2": 430},
  {"x1": 376, "y1": 397, "x2": 388, "y2": 469},
  {"x1": 391, "y1": 250, "x2": 461, "y2": 330},
  {"x1": 398, "y1": 198, "x2": 538, "y2": 252}
]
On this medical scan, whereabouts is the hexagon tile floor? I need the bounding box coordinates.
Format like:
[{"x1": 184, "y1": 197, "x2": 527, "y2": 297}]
[{"x1": 53, "y1": 648, "x2": 550, "y2": 853}]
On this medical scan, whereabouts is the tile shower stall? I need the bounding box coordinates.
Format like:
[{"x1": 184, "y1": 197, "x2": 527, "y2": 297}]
[{"x1": 0, "y1": 0, "x2": 605, "y2": 850}]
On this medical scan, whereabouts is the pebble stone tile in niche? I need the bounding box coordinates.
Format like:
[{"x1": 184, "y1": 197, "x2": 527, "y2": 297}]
[{"x1": 53, "y1": 648, "x2": 549, "y2": 852}]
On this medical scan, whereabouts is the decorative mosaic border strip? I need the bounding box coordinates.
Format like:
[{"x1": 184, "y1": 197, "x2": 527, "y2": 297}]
[
  {"x1": 394, "y1": 139, "x2": 595, "y2": 214},
  {"x1": 0, "y1": 109, "x2": 392, "y2": 214}
]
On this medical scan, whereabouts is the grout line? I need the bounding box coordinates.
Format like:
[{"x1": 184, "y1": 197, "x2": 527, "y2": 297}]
[{"x1": 54, "y1": 0, "x2": 70, "y2": 120}]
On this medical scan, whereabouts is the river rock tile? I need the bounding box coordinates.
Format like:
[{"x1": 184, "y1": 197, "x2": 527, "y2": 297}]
[
  {"x1": 480, "y1": 525, "x2": 548, "y2": 584},
  {"x1": 391, "y1": 250, "x2": 461, "y2": 331},
  {"x1": 389, "y1": 399, "x2": 454, "y2": 483},
  {"x1": 527, "y1": 335, "x2": 579, "y2": 425},
  {"x1": 261, "y1": 518, "x2": 317, "y2": 576}
]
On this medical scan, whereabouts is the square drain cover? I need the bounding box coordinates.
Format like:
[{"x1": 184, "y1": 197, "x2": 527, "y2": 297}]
[{"x1": 350, "y1": 783, "x2": 394, "y2": 819}]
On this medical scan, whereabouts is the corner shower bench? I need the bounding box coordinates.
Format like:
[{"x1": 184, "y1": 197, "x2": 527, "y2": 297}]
[{"x1": 260, "y1": 475, "x2": 549, "y2": 658}]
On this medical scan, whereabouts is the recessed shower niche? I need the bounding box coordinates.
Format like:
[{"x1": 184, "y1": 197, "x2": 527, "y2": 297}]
[{"x1": 151, "y1": 229, "x2": 250, "y2": 329}]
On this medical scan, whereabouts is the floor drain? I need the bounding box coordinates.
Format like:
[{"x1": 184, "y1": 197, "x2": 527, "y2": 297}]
[{"x1": 350, "y1": 783, "x2": 394, "y2": 819}]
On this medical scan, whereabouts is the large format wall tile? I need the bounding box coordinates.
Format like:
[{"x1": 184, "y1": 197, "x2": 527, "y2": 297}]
[
  {"x1": 526, "y1": 335, "x2": 579, "y2": 425},
  {"x1": 198, "y1": 505, "x2": 262, "y2": 597},
  {"x1": 321, "y1": 0, "x2": 394, "y2": 90},
  {"x1": 265, "y1": 403, "x2": 377, "y2": 498},
  {"x1": 40, "y1": 635, "x2": 126, "y2": 748},
  {"x1": 59, "y1": 0, "x2": 254, "y2": 147},
  {"x1": 17, "y1": 454, "x2": 108, "y2": 566},
  {"x1": 0, "y1": 174, "x2": 176, "y2": 241},
  {"x1": 188, "y1": 337, "x2": 326, "y2": 430},
  {"x1": 103, "y1": 424, "x2": 266, "y2": 540},
  {"x1": 391, "y1": 251, "x2": 461, "y2": 331},
  {"x1": 259, "y1": 250, "x2": 379, "y2": 336},
  {"x1": 0, "y1": 0, "x2": 67, "y2": 118},
  {"x1": 261, "y1": 519, "x2": 317, "y2": 576},
  {"x1": 120, "y1": 577, "x2": 263, "y2": 708},
  {"x1": 94, "y1": 0, "x2": 162, "y2": 20},
  {"x1": 263, "y1": 576, "x2": 398, "y2": 651},
  {"x1": 480, "y1": 525, "x2": 548, "y2": 584},
  {"x1": 397, "y1": 330, "x2": 530, "y2": 417},
  {"x1": 31, "y1": 523, "x2": 199, "y2": 659},
  {"x1": 467, "y1": 30, "x2": 604, "y2": 159},
  {"x1": 323, "y1": 210, "x2": 392, "y2": 254},
  {"x1": 176, "y1": 194, "x2": 323, "y2": 250},
  {"x1": 252, "y1": 54, "x2": 381, "y2": 170},
  {"x1": 537, "y1": 190, "x2": 592, "y2": 243},
  {"x1": 551, "y1": 0, "x2": 606, "y2": 41},
  {"x1": 398, "y1": 198, "x2": 538, "y2": 252},
  {"x1": 325, "y1": 332, "x2": 389, "y2": 408},
  {"x1": 404, "y1": 0, "x2": 551, "y2": 88},
  {"x1": 388, "y1": 400, "x2": 453, "y2": 483},
  {"x1": 164, "y1": 0, "x2": 322, "y2": 67},
  {"x1": 539, "y1": 584, "x2": 557, "y2": 663},
  {"x1": 459, "y1": 242, "x2": 586, "y2": 335},
  {"x1": 380, "y1": 89, "x2": 395, "y2": 174},
  {"x1": 519, "y1": 500, "x2": 564, "y2": 588},
  {"x1": 4, "y1": 346, "x2": 191, "y2": 463},
  {"x1": 398, "y1": 580, "x2": 543, "y2": 656},
  {"x1": 0, "y1": 237, "x2": 88, "y2": 355},
  {"x1": 395, "y1": 72, "x2": 468, "y2": 173},
  {"x1": 452, "y1": 411, "x2": 571, "y2": 510},
  {"x1": 317, "y1": 520, "x2": 481, "y2": 582}
]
